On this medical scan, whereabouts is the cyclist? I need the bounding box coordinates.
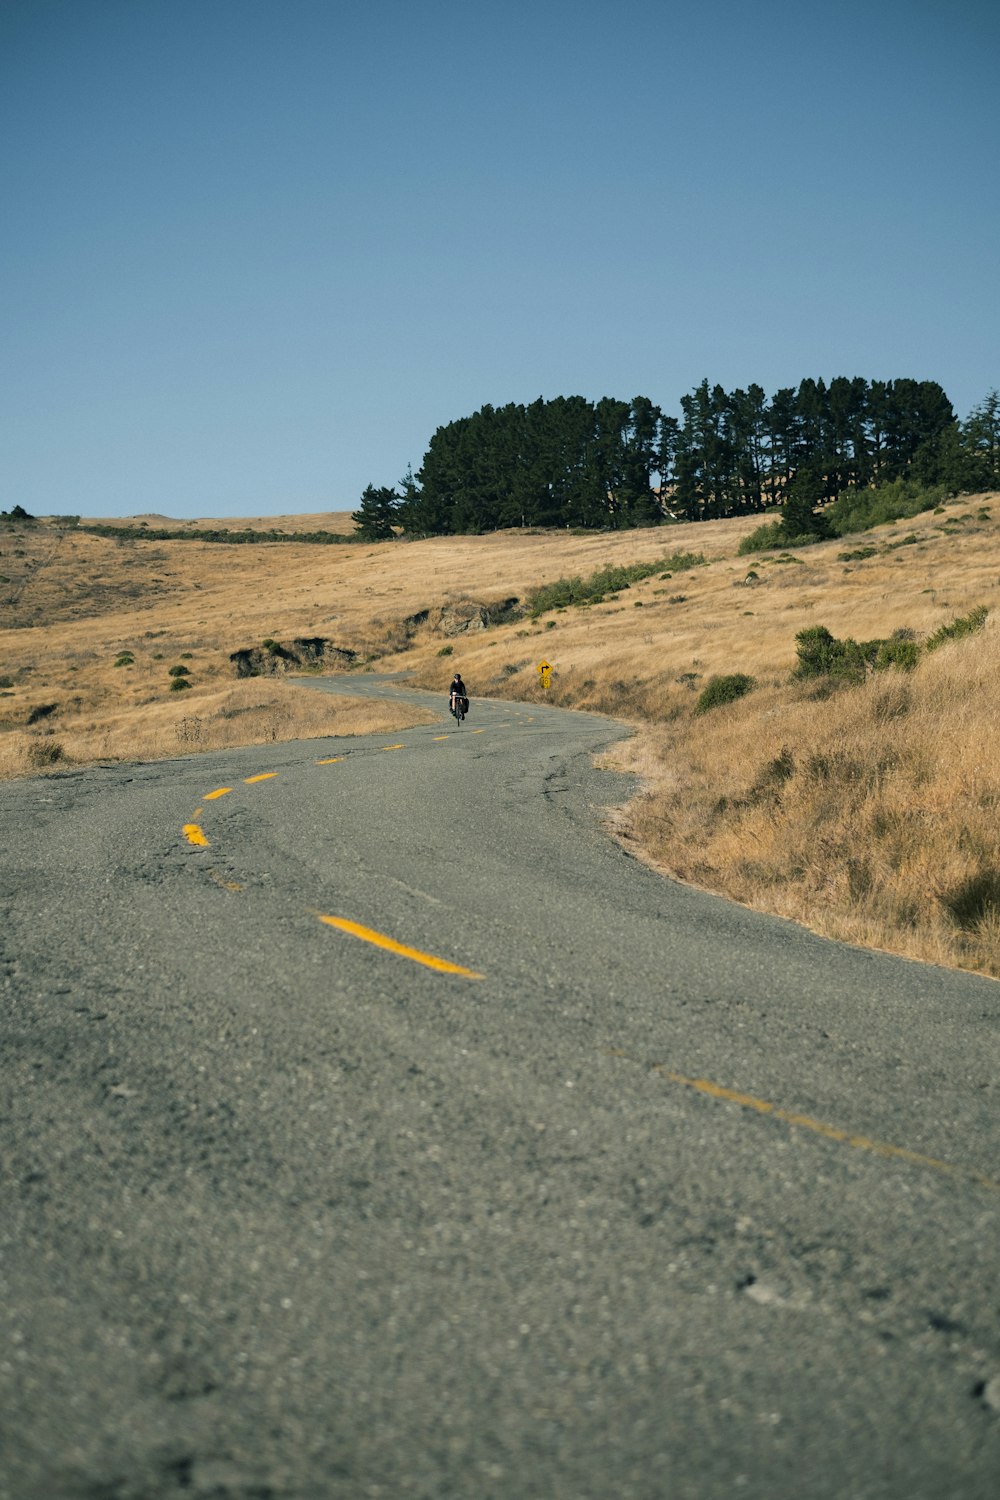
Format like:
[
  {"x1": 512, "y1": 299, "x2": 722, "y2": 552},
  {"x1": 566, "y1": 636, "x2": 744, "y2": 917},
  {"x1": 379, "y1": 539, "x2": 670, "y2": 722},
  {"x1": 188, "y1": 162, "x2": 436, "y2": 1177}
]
[{"x1": 449, "y1": 672, "x2": 469, "y2": 720}]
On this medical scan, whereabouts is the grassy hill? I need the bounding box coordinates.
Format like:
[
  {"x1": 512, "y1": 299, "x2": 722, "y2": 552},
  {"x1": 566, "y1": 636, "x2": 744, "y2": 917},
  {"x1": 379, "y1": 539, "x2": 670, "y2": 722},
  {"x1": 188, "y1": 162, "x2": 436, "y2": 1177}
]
[{"x1": 3, "y1": 494, "x2": 999, "y2": 977}]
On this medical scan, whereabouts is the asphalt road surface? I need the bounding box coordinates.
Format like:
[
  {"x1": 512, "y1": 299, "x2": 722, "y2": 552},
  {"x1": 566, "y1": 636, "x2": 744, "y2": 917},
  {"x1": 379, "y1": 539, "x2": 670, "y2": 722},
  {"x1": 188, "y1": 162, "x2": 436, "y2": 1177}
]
[{"x1": 2, "y1": 676, "x2": 999, "y2": 1500}]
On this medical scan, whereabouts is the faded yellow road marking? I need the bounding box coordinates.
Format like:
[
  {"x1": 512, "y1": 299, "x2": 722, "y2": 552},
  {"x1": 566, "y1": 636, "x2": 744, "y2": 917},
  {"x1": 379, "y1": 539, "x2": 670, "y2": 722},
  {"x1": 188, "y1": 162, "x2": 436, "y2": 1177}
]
[
  {"x1": 472, "y1": 728, "x2": 485, "y2": 734},
  {"x1": 208, "y1": 869, "x2": 243, "y2": 892},
  {"x1": 183, "y1": 823, "x2": 209, "y2": 848},
  {"x1": 244, "y1": 772, "x2": 277, "y2": 784},
  {"x1": 203, "y1": 787, "x2": 231, "y2": 801},
  {"x1": 317, "y1": 914, "x2": 484, "y2": 978},
  {"x1": 316, "y1": 755, "x2": 346, "y2": 764},
  {"x1": 606, "y1": 1051, "x2": 1000, "y2": 1194},
  {"x1": 382, "y1": 743, "x2": 405, "y2": 751},
  {"x1": 432, "y1": 735, "x2": 450, "y2": 741}
]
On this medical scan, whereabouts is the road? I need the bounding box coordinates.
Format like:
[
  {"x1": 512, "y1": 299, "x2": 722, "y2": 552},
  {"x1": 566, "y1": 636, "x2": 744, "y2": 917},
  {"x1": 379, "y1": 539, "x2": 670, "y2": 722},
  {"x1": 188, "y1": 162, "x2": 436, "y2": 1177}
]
[{"x1": 1, "y1": 676, "x2": 998, "y2": 1499}]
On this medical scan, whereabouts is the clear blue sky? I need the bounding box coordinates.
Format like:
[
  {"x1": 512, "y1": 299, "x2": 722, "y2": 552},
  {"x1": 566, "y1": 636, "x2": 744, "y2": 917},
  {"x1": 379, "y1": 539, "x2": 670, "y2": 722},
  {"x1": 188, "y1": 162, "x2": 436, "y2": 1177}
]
[{"x1": 2, "y1": 0, "x2": 997, "y2": 519}]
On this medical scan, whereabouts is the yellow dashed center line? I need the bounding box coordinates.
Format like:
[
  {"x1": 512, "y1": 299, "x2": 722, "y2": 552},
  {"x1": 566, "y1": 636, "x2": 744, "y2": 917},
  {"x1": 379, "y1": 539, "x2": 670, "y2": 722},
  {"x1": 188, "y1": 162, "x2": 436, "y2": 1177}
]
[
  {"x1": 606, "y1": 1050, "x2": 999, "y2": 1193},
  {"x1": 382, "y1": 743, "x2": 405, "y2": 751},
  {"x1": 316, "y1": 914, "x2": 484, "y2": 978},
  {"x1": 316, "y1": 756, "x2": 346, "y2": 764},
  {"x1": 183, "y1": 823, "x2": 209, "y2": 848},
  {"x1": 203, "y1": 787, "x2": 232, "y2": 801},
  {"x1": 432, "y1": 735, "x2": 450, "y2": 741},
  {"x1": 244, "y1": 772, "x2": 277, "y2": 784}
]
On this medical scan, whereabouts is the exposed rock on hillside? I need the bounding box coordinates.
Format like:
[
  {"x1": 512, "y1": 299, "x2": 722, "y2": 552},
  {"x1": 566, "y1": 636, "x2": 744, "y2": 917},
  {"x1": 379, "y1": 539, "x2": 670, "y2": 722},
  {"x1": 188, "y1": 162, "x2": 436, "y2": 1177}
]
[
  {"x1": 230, "y1": 638, "x2": 357, "y2": 678},
  {"x1": 437, "y1": 597, "x2": 522, "y2": 636}
]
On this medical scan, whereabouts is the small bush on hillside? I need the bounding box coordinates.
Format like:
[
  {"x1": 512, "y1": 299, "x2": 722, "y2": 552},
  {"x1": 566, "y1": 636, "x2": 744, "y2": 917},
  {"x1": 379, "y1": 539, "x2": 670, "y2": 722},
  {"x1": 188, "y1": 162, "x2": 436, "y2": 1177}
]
[
  {"x1": 738, "y1": 522, "x2": 786, "y2": 555},
  {"x1": 168, "y1": 664, "x2": 190, "y2": 677},
  {"x1": 925, "y1": 605, "x2": 988, "y2": 652},
  {"x1": 437, "y1": 645, "x2": 453, "y2": 656},
  {"x1": 694, "y1": 673, "x2": 756, "y2": 714},
  {"x1": 113, "y1": 652, "x2": 134, "y2": 667},
  {"x1": 838, "y1": 546, "x2": 878, "y2": 561},
  {"x1": 169, "y1": 677, "x2": 192, "y2": 692}
]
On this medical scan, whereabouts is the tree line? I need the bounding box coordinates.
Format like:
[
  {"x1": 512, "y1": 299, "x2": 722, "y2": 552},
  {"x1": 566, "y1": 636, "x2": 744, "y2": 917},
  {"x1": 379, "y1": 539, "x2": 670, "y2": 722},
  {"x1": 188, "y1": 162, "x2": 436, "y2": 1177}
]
[{"x1": 353, "y1": 381, "x2": 1000, "y2": 538}]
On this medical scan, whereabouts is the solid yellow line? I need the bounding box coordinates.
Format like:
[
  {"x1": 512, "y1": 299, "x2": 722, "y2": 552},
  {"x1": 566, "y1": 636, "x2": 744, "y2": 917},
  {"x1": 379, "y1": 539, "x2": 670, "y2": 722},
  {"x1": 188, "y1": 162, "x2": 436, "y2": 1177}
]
[
  {"x1": 648, "y1": 1065, "x2": 1000, "y2": 1194},
  {"x1": 244, "y1": 772, "x2": 277, "y2": 783},
  {"x1": 316, "y1": 914, "x2": 484, "y2": 978},
  {"x1": 183, "y1": 823, "x2": 209, "y2": 848},
  {"x1": 203, "y1": 787, "x2": 231, "y2": 800}
]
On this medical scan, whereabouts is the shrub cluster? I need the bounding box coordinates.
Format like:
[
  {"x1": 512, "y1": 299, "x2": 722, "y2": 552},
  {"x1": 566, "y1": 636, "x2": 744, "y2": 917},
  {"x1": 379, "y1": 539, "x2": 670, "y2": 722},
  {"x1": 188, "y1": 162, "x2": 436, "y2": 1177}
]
[
  {"x1": 925, "y1": 604, "x2": 989, "y2": 652},
  {"x1": 527, "y1": 552, "x2": 705, "y2": 617},
  {"x1": 739, "y1": 480, "x2": 952, "y2": 556},
  {"x1": 794, "y1": 609, "x2": 986, "y2": 684},
  {"x1": 694, "y1": 673, "x2": 756, "y2": 715}
]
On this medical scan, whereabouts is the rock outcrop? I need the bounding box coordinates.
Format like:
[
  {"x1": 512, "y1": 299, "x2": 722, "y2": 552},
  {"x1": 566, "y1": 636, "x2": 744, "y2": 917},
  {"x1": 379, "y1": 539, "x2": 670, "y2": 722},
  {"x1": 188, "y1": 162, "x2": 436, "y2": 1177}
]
[{"x1": 230, "y1": 638, "x2": 357, "y2": 678}]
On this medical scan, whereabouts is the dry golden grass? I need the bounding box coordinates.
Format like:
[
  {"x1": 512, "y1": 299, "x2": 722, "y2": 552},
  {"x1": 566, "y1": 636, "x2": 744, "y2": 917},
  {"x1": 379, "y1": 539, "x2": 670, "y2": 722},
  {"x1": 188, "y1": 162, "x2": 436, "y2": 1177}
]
[
  {"x1": 4, "y1": 494, "x2": 1000, "y2": 975},
  {"x1": 0, "y1": 676, "x2": 434, "y2": 777}
]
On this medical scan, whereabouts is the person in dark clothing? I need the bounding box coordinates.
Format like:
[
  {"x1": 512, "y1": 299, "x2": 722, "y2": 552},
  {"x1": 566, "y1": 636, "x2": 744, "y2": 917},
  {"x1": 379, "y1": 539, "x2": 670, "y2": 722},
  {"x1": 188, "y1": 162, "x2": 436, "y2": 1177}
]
[{"x1": 449, "y1": 673, "x2": 469, "y2": 717}]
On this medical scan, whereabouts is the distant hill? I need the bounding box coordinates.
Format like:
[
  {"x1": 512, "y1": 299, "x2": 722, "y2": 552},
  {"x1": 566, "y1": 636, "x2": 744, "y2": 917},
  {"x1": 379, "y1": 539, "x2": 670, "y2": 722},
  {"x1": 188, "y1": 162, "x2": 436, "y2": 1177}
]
[{"x1": 82, "y1": 511, "x2": 355, "y2": 535}]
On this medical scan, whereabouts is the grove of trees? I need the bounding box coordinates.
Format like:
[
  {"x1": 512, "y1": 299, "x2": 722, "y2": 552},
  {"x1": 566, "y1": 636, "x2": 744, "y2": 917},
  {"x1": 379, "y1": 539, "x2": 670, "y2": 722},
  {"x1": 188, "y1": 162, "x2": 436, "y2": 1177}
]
[{"x1": 356, "y1": 381, "x2": 1000, "y2": 537}]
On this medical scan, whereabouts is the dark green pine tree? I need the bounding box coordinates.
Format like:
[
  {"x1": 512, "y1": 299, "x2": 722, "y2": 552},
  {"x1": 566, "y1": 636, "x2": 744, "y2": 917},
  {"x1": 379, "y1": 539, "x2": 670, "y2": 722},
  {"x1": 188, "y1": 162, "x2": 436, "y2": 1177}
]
[
  {"x1": 351, "y1": 484, "x2": 400, "y2": 540},
  {"x1": 962, "y1": 391, "x2": 1000, "y2": 488},
  {"x1": 782, "y1": 463, "x2": 830, "y2": 539}
]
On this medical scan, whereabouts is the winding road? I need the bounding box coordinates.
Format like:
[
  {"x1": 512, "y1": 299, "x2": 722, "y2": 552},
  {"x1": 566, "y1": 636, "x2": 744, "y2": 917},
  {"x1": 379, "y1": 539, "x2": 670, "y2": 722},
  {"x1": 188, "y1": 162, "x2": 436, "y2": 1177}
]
[{"x1": 2, "y1": 676, "x2": 998, "y2": 1499}]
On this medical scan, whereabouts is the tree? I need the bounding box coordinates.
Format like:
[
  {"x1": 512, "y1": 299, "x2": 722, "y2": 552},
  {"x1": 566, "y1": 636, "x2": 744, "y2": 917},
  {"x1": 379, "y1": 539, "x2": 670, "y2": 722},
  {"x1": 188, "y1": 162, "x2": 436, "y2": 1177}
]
[
  {"x1": 351, "y1": 484, "x2": 399, "y2": 541},
  {"x1": 963, "y1": 391, "x2": 1000, "y2": 488},
  {"x1": 782, "y1": 464, "x2": 830, "y2": 539}
]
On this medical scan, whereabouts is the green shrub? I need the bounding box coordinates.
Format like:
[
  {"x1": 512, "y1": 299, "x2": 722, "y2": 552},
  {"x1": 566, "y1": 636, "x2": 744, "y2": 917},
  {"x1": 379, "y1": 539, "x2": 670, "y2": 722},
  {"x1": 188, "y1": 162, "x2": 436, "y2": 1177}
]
[
  {"x1": 925, "y1": 605, "x2": 988, "y2": 652},
  {"x1": 169, "y1": 677, "x2": 192, "y2": 692},
  {"x1": 694, "y1": 673, "x2": 756, "y2": 714},
  {"x1": 838, "y1": 546, "x2": 878, "y2": 562},
  {"x1": 526, "y1": 551, "x2": 705, "y2": 617},
  {"x1": 795, "y1": 624, "x2": 925, "y2": 683},
  {"x1": 738, "y1": 521, "x2": 786, "y2": 555},
  {"x1": 873, "y1": 639, "x2": 920, "y2": 672},
  {"x1": 113, "y1": 653, "x2": 134, "y2": 667},
  {"x1": 794, "y1": 626, "x2": 875, "y2": 684},
  {"x1": 825, "y1": 479, "x2": 948, "y2": 537},
  {"x1": 437, "y1": 645, "x2": 453, "y2": 656},
  {"x1": 168, "y1": 664, "x2": 190, "y2": 677},
  {"x1": 179, "y1": 651, "x2": 193, "y2": 660}
]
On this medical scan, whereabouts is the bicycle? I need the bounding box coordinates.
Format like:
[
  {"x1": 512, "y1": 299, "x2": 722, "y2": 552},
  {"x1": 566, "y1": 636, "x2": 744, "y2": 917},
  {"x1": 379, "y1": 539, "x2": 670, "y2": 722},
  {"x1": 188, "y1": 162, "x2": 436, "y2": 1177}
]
[{"x1": 450, "y1": 692, "x2": 466, "y2": 724}]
